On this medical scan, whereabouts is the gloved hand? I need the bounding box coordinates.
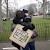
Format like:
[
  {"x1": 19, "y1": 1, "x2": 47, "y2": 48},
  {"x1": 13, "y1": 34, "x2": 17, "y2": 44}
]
[
  {"x1": 22, "y1": 26, "x2": 28, "y2": 31},
  {"x1": 29, "y1": 23, "x2": 35, "y2": 30},
  {"x1": 22, "y1": 23, "x2": 35, "y2": 31},
  {"x1": 23, "y1": 18, "x2": 31, "y2": 22}
]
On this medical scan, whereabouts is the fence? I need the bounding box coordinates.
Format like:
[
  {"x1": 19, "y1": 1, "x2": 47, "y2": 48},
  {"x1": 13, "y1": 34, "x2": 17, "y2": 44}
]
[
  {"x1": 35, "y1": 23, "x2": 50, "y2": 40},
  {"x1": 0, "y1": 22, "x2": 50, "y2": 42}
]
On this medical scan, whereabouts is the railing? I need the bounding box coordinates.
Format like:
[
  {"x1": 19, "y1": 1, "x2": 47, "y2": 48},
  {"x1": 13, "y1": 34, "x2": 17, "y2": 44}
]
[
  {"x1": 35, "y1": 23, "x2": 50, "y2": 40},
  {"x1": 0, "y1": 22, "x2": 50, "y2": 42}
]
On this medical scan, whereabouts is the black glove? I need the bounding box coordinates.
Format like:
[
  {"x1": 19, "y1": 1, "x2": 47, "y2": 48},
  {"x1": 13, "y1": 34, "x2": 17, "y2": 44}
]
[
  {"x1": 22, "y1": 23, "x2": 35, "y2": 31},
  {"x1": 23, "y1": 18, "x2": 31, "y2": 22},
  {"x1": 29, "y1": 23, "x2": 35, "y2": 30},
  {"x1": 22, "y1": 26, "x2": 28, "y2": 31},
  {"x1": 25, "y1": 23, "x2": 35, "y2": 30}
]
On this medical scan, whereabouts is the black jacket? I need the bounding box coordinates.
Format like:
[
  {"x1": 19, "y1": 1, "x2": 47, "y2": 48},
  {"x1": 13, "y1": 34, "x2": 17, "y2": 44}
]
[{"x1": 13, "y1": 17, "x2": 35, "y2": 31}]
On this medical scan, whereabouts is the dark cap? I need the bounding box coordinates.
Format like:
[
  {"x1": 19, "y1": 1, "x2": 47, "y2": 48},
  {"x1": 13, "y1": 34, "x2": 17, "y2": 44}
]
[{"x1": 23, "y1": 9, "x2": 28, "y2": 13}]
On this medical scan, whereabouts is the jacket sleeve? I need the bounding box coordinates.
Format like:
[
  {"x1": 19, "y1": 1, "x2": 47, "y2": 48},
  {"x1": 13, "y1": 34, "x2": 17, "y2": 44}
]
[
  {"x1": 22, "y1": 23, "x2": 35, "y2": 31},
  {"x1": 23, "y1": 18, "x2": 31, "y2": 22},
  {"x1": 13, "y1": 17, "x2": 21, "y2": 24}
]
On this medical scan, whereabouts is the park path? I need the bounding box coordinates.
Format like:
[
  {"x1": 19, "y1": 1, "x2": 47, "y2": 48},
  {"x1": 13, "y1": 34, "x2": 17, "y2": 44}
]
[
  {"x1": 35, "y1": 40, "x2": 50, "y2": 50},
  {"x1": 0, "y1": 40, "x2": 50, "y2": 50}
]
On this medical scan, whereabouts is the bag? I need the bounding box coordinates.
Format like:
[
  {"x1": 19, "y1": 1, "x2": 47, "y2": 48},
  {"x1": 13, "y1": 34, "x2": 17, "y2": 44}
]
[{"x1": 31, "y1": 30, "x2": 38, "y2": 39}]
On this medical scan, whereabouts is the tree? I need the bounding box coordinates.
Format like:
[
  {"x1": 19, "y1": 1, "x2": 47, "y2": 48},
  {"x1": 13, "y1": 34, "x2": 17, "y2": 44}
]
[
  {"x1": 5, "y1": 0, "x2": 8, "y2": 20},
  {"x1": 28, "y1": 4, "x2": 34, "y2": 15},
  {"x1": 43, "y1": 0, "x2": 47, "y2": 18},
  {"x1": 36, "y1": 0, "x2": 47, "y2": 18},
  {"x1": 0, "y1": 0, "x2": 4, "y2": 33}
]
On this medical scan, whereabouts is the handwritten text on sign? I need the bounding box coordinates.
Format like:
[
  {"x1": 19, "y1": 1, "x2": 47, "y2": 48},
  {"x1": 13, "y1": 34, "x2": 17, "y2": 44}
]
[{"x1": 13, "y1": 27, "x2": 29, "y2": 42}]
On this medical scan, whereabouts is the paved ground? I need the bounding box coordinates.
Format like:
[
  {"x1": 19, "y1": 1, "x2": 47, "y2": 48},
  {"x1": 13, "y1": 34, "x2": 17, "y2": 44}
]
[
  {"x1": 35, "y1": 40, "x2": 50, "y2": 50},
  {"x1": 0, "y1": 40, "x2": 50, "y2": 50}
]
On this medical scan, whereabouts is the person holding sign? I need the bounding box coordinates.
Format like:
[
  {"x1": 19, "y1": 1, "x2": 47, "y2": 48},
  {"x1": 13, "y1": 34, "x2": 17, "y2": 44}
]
[{"x1": 11, "y1": 10, "x2": 38, "y2": 50}]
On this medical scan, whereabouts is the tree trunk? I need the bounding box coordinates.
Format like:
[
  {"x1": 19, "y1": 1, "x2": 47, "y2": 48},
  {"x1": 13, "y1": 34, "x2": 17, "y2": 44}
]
[
  {"x1": 6, "y1": 0, "x2": 8, "y2": 20},
  {"x1": 43, "y1": 0, "x2": 47, "y2": 18},
  {"x1": 0, "y1": 0, "x2": 4, "y2": 33}
]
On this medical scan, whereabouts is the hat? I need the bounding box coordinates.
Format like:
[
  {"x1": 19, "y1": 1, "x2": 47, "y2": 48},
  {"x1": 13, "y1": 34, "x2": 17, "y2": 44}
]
[{"x1": 23, "y1": 9, "x2": 28, "y2": 13}]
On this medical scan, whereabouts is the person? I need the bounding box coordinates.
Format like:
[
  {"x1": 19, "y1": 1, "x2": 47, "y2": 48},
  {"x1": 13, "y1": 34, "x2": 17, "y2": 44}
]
[
  {"x1": 12, "y1": 10, "x2": 26, "y2": 50},
  {"x1": 22, "y1": 9, "x2": 38, "y2": 50},
  {"x1": 11, "y1": 10, "x2": 38, "y2": 50}
]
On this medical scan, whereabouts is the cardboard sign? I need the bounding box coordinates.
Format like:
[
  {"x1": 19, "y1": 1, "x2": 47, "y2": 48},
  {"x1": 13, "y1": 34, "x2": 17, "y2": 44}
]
[{"x1": 9, "y1": 24, "x2": 33, "y2": 48}]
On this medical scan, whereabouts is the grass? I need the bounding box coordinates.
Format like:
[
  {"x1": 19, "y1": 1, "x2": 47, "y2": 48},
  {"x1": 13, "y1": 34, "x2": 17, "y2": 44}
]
[
  {"x1": 0, "y1": 18, "x2": 50, "y2": 41},
  {"x1": 0, "y1": 20, "x2": 12, "y2": 41},
  {"x1": 32, "y1": 18, "x2": 50, "y2": 23}
]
